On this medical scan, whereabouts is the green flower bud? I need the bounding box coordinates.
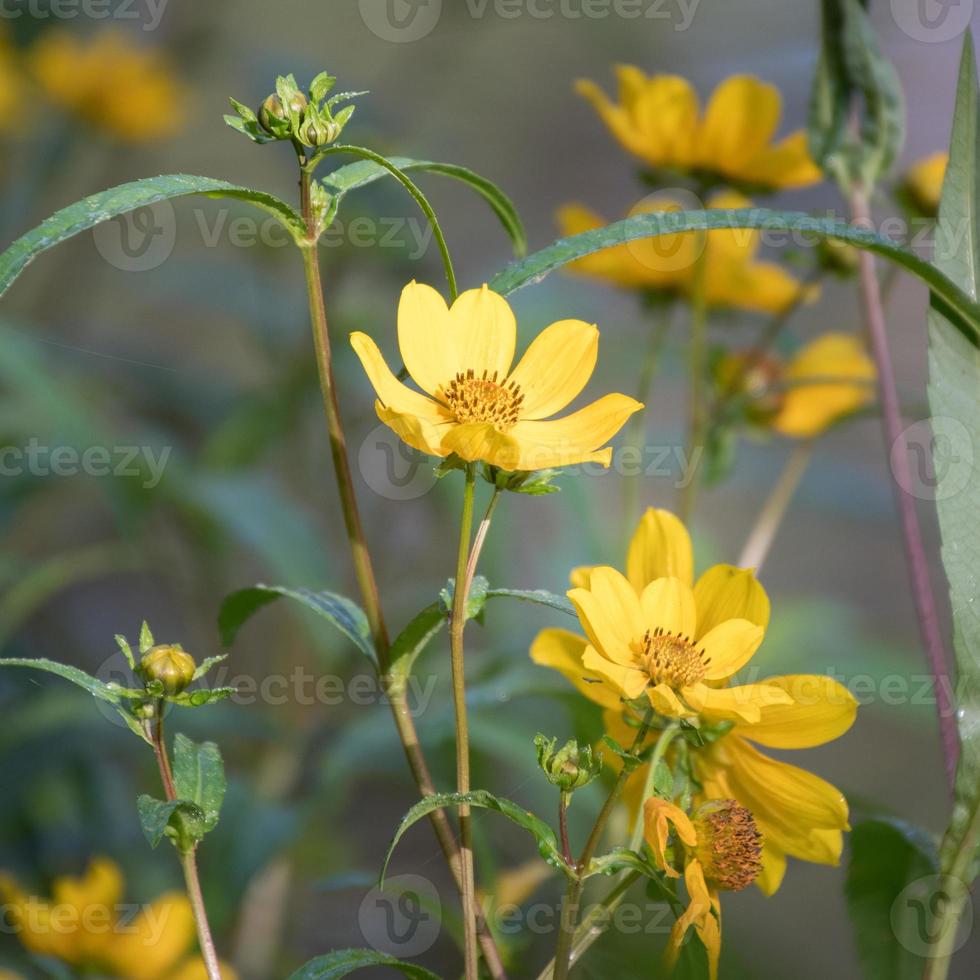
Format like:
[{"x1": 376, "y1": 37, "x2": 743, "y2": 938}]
[
  {"x1": 258, "y1": 91, "x2": 307, "y2": 133},
  {"x1": 140, "y1": 645, "x2": 196, "y2": 696},
  {"x1": 535, "y1": 734, "x2": 601, "y2": 793},
  {"x1": 299, "y1": 113, "x2": 340, "y2": 148}
]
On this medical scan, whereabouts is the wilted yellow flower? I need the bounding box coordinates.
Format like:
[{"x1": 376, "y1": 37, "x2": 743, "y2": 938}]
[
  {"x1": 29, "y1": 29, "x2": 182, "y2": 142},
  {"x1": 577, "y1": 68, "x2": 821, "y2": 190},
  {"x1": 350, "y1": 282, "x2": 642, "y2": 471},
  {"x1": 558, "y1": 191, "x2": 816, "y2": 314},
  {"x1": 645, "y1": 798, "x2": 761, "y2": 979},
  {"x1": 902, "y1": 151, "x2": 947, "y2": 217},
  {"x1": 531, "y1": 508, "x2": 855, "y2": 893},
  {"x1": 0, "y1": 857, "x2": 236, "y2": 980}
]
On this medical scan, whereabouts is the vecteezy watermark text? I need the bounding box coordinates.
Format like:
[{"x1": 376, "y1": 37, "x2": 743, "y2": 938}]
[
  {"x1": 0, "y1": 0, "x2": 169, "y2": 31},
  {"x1": 0, "y1": 439, "x2": 171, "y2": 489}
]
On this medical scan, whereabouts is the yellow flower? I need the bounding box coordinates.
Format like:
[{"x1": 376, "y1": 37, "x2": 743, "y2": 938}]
[
  {"x1": 29, "y1": 29, "x2": 183, "y2": 142},
  {"x1": 902, "y1": 151, "x2": 947, "y2": 217},
  {"x1": 644, "y1": 797, "x2": 762, "y2": 979},
  {"x1": 0, "y1": 857, "x2": 236, "y2": 980},
  {"x1": 350, "y1": 281, "x2": 643, "y2": 471},
  {"x1": 530, "y1": 508, "x2": 856, "y2": 893},
  {"x1": 557, "y1": 191, "x2": 816, "y2": 314},
  {"x1": 577, "y1": 68, "x2": 821, "y2": 190}
]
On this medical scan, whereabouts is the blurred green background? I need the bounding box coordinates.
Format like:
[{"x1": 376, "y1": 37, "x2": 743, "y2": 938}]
[{"x1": 0, "y1": 0, "x2": 977, "y2": 977}]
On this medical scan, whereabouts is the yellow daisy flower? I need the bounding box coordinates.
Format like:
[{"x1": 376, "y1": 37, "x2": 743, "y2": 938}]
[
  {"x1": 0, "y1": 857, "x2": 236, "y2": 980},
  {"x1": 29, "y1": 28, "x2": 183, "y2": 142},
  {"x1": 644, "y1": 797, "x2": 762, "y2": 979},
  {"x1": 902, "y1": 151, "x2": 947, "y2": 217},
  {"x1": 557, "y1": 191, "x2": 816, "y2": 315},
  {"x1": 530, "y1": 508, "x2": 856, "y2": 893},
  {"x1": 350, "y1": 281, "x2": 643, "y2": 471},
  {"x1": 577, "y1": 68, "x2": 822, "y2": 190}
]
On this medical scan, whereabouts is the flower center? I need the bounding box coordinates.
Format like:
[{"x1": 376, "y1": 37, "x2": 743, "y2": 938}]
[
  {"x1": 632, "y1": 627, "x2": 709, "y2": 688},
  {"x1": 443, "y1": 369, "x2": 524, "y2": 430},
  {"x1": 693, "y1": 800, "x2": 762, "y2": 892}
]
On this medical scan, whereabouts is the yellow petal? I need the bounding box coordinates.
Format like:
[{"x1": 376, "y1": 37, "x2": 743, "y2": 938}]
[
  {"x1": 440, "y1": 421, "x2": 521, "y2": 469},
  {"x1": 582, "y1": 644, "x2": 648, "y2": 699},
  {"x1": 743, "y1": 130, "x2": 823, "y2": 189},
  {"x1": 735, "y1": 674, "x2": 858, "y2": 748},
  {"x1": 665, "y1": 859, "x2": 714, "y2": 975},
  {"x1": 704, "y1": 254, "x2": 812, "y2": 315},
  {"x1": 648, "y1": 681, "x2": 692, "y2": 718},
  {"x1": 639, "y1": 576, "x2": 697, "y2": 637},
  {"x1": 449, "y1": 285, "x2": 516, "y2": 380},
  {"x1": 510, "y1": 393, "x2": 642, "y2": 470},
  {"x1": 376, "y1": 403, "x2": 447, "y2": 458},
  {"x1": 350, "y1": 332, "x2": 449, "y2": 420},
  {"x1": 626, "y1": 508, "x2": 694, "y2": 592},
  {"x1": 569, "y1": 565, "x2": 595, "y2": 589},
  {"x1": 104, "y1": 892, "x2": 196, "y2": 980},
  {"x1": 775, "y1": 333, "x2": 876, "y2": 438},
  {"x1": 693, "y1": 564, "x2": 770, "y2": 636},
  {"x1": 756, "y1": 842, "x2": 788, "y2": 896},
  {"x1": 904, "y1": 150, "x2": 948, "y2": 215},
  {"x1": 576, "y1": 77, "x2": 651, "y2": 163},
  {"x1": 52, "y1": 856, "x2": 124, "y2": 914},
  {"x1": 631, "y1": 74, "x2": 701, "y2": 168},
  {"x1": 644, "y1": 797, "x2": 697, "y2": 874},
  {"x1": 588, "y1": 565, "x2": 647, "y2": 648},
  {"x1": 507, "y1": 319, "x2": 598, "y2": 419},
  {"x1": 568, "y1": 572, "x2": 638, "y2": 664},
  {"x1": 529, "y1": 628, "x2": 622, "y2": 710},
  {"x1": 698, "y1": 76, "x2": 781, "y2": 171},
  {"x1": 167, "y1": 960, "x2": 239, "y2": 980},
  {"x1": 698, "y1": 619, "x2": 765, "y2": 681},
  {"x1": 687, "y1": 681, "x2": 791, "y2": 725},
  {"x1": 397, "y1": 281, "x2": 455, "y2": 397}
]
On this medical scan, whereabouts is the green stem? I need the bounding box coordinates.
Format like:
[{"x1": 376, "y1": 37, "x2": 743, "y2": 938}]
[
  {"x1": 679, "y1": 241, "x2": 708, "y2": 523},
  {"x1": 627, "y1": 723, "x2": 681, "y2": 853},
  {"x1": 450, "y1": 465, "x2": 479, "y2": 980}
]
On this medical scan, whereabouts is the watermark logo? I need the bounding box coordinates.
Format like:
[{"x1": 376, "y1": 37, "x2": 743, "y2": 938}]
[
  {"x1": 890, "y1": 416, "x2": 974, "y2": 501},
  {"x1": 0, "y1": 0, "x2": 170, "y2": 31},
  {"x1": 93, "y1": 201, "x2": 176, "y2": 273},
  {"x1": 358, "y1": 874, "x2": 441, "y2": 956},
  {"x1": 890, "y1": 0, "x2": 974, "y2": 43},
  {"x1": 891, "y1": 874, "x2": 972, "y2": 956},
  {"x1": 359, "y1": 0, "x2": 442, "y2": 42},
  {"x1": 358, "y1": 423, "x2": 439, "y2": 500}
]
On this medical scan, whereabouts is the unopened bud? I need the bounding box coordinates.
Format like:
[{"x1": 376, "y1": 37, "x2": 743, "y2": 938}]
[
  {"x1": 535, "y1": 734, "x2": 601, "y2": 793},
  {"x1": 140, "y1": 645, "x2": 196, "y2": 696},
  {"x1": 258, "y1": 91, "x2": 307, "y2": 133}
]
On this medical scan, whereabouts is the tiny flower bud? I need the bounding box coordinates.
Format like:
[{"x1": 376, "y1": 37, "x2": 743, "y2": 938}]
[
  {"x1": 299, "y1": 113, "x2": 339, "y2": 148},
  {"x1": 258, "y1": 91, "x2": 307, "y2": 133},
  {"x1": 535, "y1": 734, "x2": 601, "y2": 793},
  {"x1": 140, "y1": 645, "x2": 196, "y2": 696}
]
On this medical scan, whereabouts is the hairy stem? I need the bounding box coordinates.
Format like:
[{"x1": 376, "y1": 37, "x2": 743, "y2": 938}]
[{"x1": 849, "y1": 188, "x2": 957, "y2": 788}]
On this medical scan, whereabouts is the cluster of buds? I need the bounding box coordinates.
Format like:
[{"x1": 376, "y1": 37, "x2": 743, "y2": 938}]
[
  {"x1": 535, "y1": 734, "x2": 602, "y2": 793},
  {"x1": 225, "y1": 71, "x2": 364, "y2": 150}
]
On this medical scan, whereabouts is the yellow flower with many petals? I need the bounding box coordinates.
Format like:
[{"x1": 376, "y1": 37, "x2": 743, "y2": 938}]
[
  {"x1": 350, "y1": 281, "x2": 643, "y2": 471},
  {"x1": 530, "y1": 508, "x2": 856, "y2": 894},
  {"x1": 29, "y1": 29, "x2": 183, "y2": 142},
  {"x1": 558, "y1": 191, "x2": 816, "y2": 315},
  {"x1": 645, "y1": 797, "x2": 762, "y2": 979},
  {"x1": 902, "y1": 151, "x2": 947, "y2": 217},
  {"x1": 577, "y1": 68, "x2": 821, "y2": 190},
  {"x1": 0, "y1": 857, "x2": 236, "y2": 980}
]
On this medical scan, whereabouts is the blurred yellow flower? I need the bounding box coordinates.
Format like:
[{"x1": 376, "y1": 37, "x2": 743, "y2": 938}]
[
  {"x1": 0, "y1": 26, "x2": 26, "y2": 134},
  {"x1": 531, "y1": 508, "x2": 855, "y2": 893},
  {"x1": 577, "y1": 68, "x2": 821, "y2": 190},
  {"x1": 29, "y1": 29, "x2": 182, "y2": 142},
  {"x1": 645, "y1": 797, "x2": 762, "y2": 979},
  {"x1": 350, "y1": 281, "x2": 642, "y2": 471},
  {"x1": 0, "y1": 857, "x2": 236, "y2": 980},
  {"x1": 557, "y1": 191, "x2": 816, "y2": 314},
  {"x1": 902, "y1": 151, "x2": 947, "y2": 217}
]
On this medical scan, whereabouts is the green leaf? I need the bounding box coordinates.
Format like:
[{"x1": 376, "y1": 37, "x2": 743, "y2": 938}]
[
  {"x1": 0, "y1": 175, "x2": 305, "y2": 297},
  {"x1": 587, "y1": 846, "x2": 662, "y2": 880},
  {"x1": 287, "y1": 949, "x2": 441, "y2": 980},
  {"x1": 928, "y1": 34, "x2": 980, "y2": 889},
  {"x1": 136, "y1": 794, "x2": 207, "y2": 849},
  {"x1": 309, "y1": 71, "x2": 337, "y2": 103},
  {"x1": 219, "y1": 585, "x2": 376, "y2": 665},
  {"x1": 387, "y1": 602, "x2": 445, "y2": 693},
  {"x1": 191, "y1": 655, "x2": 228, "y2": 681},
  {"x1": 114, "y1": 634, "x2": 136, "y2": 670},
  {"x1": 485, "y1": 588, "x2": 576, "y2": 617},
  {"x1": 439, "y1": 575, "x2": 489, "y2": 621},
  {"x1": 172, "y1": 734, "x2": 226, "y2": 833},
  {"x1": 139, "y1": 620, "x2": 155, "y2": 655},
  {"x1": 168, "y1": 687, "x2": 238, "y2": 707},
  {"x1": 845, "y1": 818, "x2": 939, "y2": 979},
  {"x1": 382, "y1": 790, "x2": 567, "y2": 886},
  {"x1": 319, "y1": 155, "x2": 526, "y2": 256},
  {"x1": 489, "y1": 207, "x2": 980, "y2": 349}
]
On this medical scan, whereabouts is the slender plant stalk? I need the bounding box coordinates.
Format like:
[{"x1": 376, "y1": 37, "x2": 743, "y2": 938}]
[
  {"x1": 559, "y1": 792, "x2": 573, "y2": 866},
  {"x1": 679, "y1": 240, "x2": 709, "y2": 523},
  {"x1": 849, "y1": 188, "x2": 958, "y2": 788},
  {"x1": 450, "y1": 466, "x2": 480, "y2": 980},
  {"x1": 298, "y1": 169, "x2": 507, "y2": 977},
  {"x1": 147, "y1": 714, "x2": 222, "y2": 980},
  {"x1": 737, "y1": 442, "x2": 814, "y2": 572},
  {"x1": 465, "y1": 487, "x2": 502, "y2": 592}
]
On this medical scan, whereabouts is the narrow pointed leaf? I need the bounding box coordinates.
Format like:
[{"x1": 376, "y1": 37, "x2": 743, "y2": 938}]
[{"x1": 287, "y1": 950, "x2": 441, "y2": 980}]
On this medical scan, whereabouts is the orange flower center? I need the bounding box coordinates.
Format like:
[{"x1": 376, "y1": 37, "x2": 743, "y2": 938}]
[
  {"x1": 632, "y1": 627, "x2": 709, "y2": 688},
  {"x1": 693, "y1": 800, "x2": 762, "y2": 892},
  {"x1": 443, "y1": 369, "x2": 524, "y2": 430}
]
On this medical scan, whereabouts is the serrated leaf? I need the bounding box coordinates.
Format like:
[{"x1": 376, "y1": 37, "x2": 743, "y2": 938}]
[
  {"x1": 287, "y1": 949, "x2": 441, "y2": 980},
  {"x1": 172, "y1": 734, "x2": 226, "y2": 833},
  {"x1": 928, "y1": 34, "x2": 980, "y2": 891},
  {"x1": 489, "y1": 207, "x2": 980, "y2": 349},
  {"x1": 845, "y1": 818, "x2": 939, "y2": 979},
  {"x1": 0, "y1": 175, "x2": 304, "y2": 297},
  {"x1": 309, "y1": 71, "x2": 336, "y2": 103},
  {"x1": 191, "y1": 655, "x2": 228, "y2": 681},
  {"x1": 0, "y1": 656, "x2": 124, "y2": 705},
  {"x1": 169, "y1": 687, "x2": 237, "y2": 707},
  {"x1": 114, "y1": 634, "x2": 136, "y2": 670},
  {"x1": 382, "y1": 790, "x2": 567, "y2": 886},
  {"x1": 136, "y1": 795, "x2": 206, "y2": 849},
  {"x1": 139, "y1": 621, "x2": 154, "y2": 655},
  {"x1": 219, "y1": 585, "x2": 376, "y2": 665}
]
